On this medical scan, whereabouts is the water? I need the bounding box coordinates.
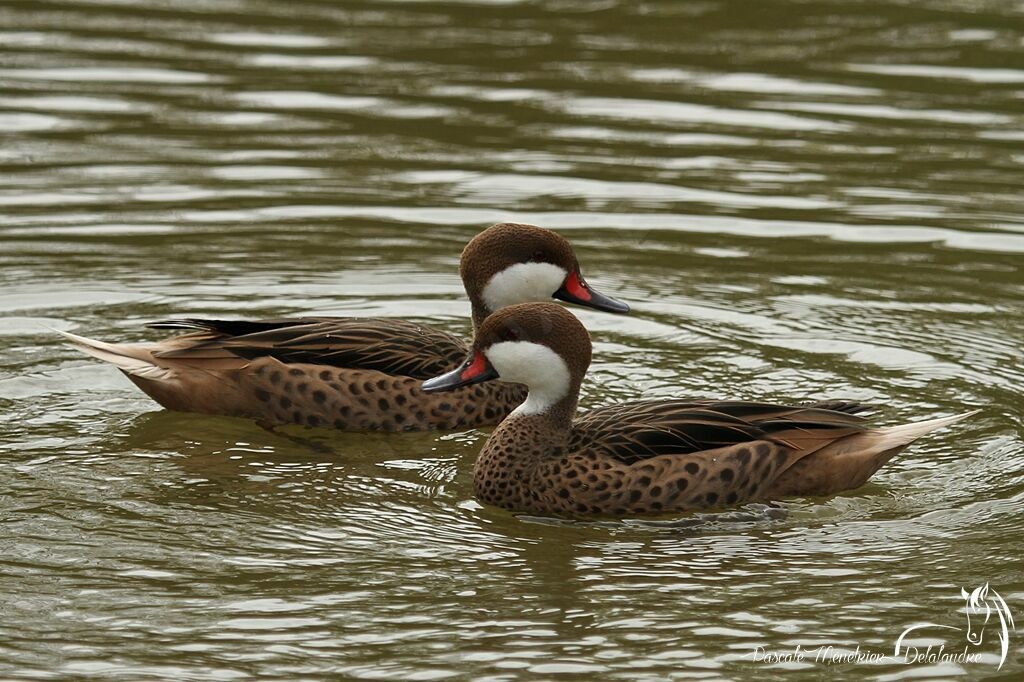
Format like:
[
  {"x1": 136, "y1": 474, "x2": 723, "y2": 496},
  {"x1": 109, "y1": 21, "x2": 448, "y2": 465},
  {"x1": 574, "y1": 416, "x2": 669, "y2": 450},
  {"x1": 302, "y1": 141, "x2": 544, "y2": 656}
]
[{"x1": 2, "y1": 0, "x2": 1023, "y2": 679}]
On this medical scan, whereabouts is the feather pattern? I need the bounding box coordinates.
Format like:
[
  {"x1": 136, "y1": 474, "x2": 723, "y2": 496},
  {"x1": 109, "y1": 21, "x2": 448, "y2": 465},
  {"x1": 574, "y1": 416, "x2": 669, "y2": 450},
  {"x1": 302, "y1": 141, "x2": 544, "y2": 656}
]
[
  {"x1": 150, "y1": 317, "x2": 468, "y2": 379},
  {"x1": 570, "y1": 399, "x2": 870, "y2": 464},
  {"x1": 61, "y1": 316, "x2": 526, "y2": 431}
]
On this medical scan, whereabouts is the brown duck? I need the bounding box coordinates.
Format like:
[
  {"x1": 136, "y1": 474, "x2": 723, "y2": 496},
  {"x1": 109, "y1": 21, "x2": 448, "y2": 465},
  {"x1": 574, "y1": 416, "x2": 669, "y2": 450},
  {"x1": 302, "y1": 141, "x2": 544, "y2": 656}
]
[
  {"x1": 58, "y1": 224, "x2": 629, "y2": 431},
  {"x1": 422, "y1": 303, "x2": 977, "y2": 516}
]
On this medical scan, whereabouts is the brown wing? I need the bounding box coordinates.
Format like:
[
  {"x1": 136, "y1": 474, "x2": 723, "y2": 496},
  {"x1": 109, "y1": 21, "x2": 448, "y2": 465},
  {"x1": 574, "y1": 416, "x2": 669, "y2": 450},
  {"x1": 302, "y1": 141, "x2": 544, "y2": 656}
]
[
  {"x1": 146, "y1": 317, "x2": 468, "y2": 379},
  {"x1": 571, "y1": 400, "x2": 871, "y2": 465}
]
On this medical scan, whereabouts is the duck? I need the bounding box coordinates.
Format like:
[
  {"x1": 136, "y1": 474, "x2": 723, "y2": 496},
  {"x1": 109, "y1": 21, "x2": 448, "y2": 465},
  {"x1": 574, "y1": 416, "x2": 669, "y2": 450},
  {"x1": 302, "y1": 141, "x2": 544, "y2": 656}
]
[
  {"x1": 421, "y1": 302, "x2": 977, "y2": 516},
  {"x1": 57, "y1": 223, "x2": 629, "y2": 432}
]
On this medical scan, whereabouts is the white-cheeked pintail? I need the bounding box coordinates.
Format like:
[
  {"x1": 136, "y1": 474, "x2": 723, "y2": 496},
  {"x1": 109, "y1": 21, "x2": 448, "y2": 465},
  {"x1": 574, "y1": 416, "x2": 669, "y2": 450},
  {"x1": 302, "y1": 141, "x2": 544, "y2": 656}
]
[
  {"x1": 422, "y1": 303, "x2": 977, "y2": 516},
  {"x1": 58, "y1": 224, "x2": 629, "y2": 431}
]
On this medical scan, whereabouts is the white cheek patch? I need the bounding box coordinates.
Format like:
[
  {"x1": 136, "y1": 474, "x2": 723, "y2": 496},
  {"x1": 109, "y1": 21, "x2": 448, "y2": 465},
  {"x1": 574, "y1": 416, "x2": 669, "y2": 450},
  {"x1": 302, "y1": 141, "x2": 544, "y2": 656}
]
[
  {"x1": 481, "y1": 262, "x2": 568, "y2": 312},
  {"x1": 485, "y1": 341, "x2": 571, "y2": 416}
]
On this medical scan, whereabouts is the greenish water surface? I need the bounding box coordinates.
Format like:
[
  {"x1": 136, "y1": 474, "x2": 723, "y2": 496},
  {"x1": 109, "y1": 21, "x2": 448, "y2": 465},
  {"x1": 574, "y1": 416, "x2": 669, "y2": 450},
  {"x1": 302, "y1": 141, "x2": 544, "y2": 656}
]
[{"x1": 1, "y1": 0, "x2": 1023, "y2": 679}]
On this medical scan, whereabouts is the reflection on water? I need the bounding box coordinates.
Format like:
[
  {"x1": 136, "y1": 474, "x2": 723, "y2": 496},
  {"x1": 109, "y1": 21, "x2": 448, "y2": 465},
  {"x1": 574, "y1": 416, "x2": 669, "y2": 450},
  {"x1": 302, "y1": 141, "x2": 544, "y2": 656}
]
[{"x1": 1, "y1": 0, "x2": 1023, "y2": 679}]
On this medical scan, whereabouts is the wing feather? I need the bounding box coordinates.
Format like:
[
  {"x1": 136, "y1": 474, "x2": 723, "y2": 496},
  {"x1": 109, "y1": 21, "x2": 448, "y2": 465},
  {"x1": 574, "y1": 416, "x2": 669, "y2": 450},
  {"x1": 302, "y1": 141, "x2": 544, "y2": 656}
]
[
  {"x1": 572, "y1": 399, "x2": 871, "y2": 464},
  {"x1": 148, "y1": 317, "x2": 468, "y2": 378}
]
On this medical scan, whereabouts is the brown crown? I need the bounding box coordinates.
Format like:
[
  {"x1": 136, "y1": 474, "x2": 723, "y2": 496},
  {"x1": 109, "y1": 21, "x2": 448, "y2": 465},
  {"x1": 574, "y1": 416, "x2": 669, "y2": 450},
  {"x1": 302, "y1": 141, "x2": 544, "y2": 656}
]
[{"x1": 459, "y1": 223, "x2": 578, "y2": 304}]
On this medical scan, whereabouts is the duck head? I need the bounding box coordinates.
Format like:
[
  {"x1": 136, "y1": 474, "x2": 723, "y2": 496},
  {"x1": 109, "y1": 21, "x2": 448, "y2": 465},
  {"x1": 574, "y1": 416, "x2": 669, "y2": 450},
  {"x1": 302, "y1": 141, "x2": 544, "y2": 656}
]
[
  {"x1": 423, "y1": 303, "x2": 591, "y2": 419},
  {"x1": 460, "y1": 223, "x2": 629, "y2": 328}
]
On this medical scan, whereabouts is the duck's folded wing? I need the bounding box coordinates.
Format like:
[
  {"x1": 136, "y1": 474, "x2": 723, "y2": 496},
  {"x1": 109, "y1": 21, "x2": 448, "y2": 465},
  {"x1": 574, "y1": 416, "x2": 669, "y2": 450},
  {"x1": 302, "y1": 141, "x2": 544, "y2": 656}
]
[
  {"x1": 146, "y1": 317, "x2": 468, "y2": 379},
  {"x1": 571, "y1": 400, "x2": 871, "y2": 464}
]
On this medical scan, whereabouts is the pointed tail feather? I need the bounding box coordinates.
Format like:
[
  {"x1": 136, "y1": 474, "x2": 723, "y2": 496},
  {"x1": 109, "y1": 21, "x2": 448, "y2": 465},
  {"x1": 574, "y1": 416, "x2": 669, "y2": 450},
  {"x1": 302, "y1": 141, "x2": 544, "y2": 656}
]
[
  {"x1": 767, "y1": 410, "x2": 979, "y2": 498},
  {"x1": 55, "y1": 329, "x2": 174, "y2": 381},
  {"x1": 868, "y1": 410, "x2": 980, "y2": 451},
  {"x1": 790, "y1": 409, "x2": 980, "y2": 458}
]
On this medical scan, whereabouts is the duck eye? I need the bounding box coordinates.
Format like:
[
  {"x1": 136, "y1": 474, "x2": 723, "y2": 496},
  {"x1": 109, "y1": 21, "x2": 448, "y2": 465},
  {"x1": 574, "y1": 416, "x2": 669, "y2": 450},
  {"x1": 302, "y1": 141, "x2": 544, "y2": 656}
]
[
  {"x1": 502, "y1": 327, "x2": 521, "y2": 342},
  {"x1": 529, "y1": 250, "x2": 547, "y2": 262}
]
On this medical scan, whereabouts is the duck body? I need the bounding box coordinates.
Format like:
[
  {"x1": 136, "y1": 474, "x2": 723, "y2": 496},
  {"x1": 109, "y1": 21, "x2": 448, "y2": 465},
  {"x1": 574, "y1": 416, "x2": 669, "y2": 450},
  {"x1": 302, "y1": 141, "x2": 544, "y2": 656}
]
[
  {"x1": 58, "y1": 224, "x2": 629, "y2": 431},
  {"x1": 472, "y1": 399, "x2": 967, "y2": 515},
  {"x1": 62, "y1": 317, "x2": 526, "y2": 431},
  {"x1": 422, "y1": 303, "x2": 976, "y2": 516}
]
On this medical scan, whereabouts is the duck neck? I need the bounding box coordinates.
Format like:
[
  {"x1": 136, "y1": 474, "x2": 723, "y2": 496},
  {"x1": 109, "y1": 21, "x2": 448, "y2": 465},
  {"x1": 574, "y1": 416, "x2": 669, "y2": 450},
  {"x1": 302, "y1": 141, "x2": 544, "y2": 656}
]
[
  {"x1": 484, "y1": 388, "x2": 579, "y2": 465},
  {"x1": 470, "y1": 300, "x2": 491, "y2": 332},
  {"x1": 510, "y1": 391, "x2": 578, "y2": 430}
]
